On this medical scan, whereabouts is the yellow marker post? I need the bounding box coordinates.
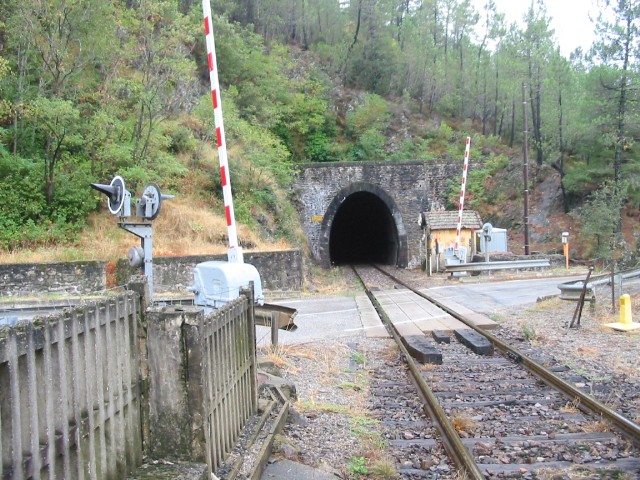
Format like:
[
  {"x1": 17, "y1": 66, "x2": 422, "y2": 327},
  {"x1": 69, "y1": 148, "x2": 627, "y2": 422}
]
[{"x1": 605, "y1": 294, "x2": 640, "y2": 331}]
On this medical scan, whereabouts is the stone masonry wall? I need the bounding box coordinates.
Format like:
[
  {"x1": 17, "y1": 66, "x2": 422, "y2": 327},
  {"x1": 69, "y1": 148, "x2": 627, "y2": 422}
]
[
  {"x1": 117, "y1": 249, "x2": 303, "y2": 295},
  {"x1": 293, "y1": 160, "x2": 458, "y2": 268},
  {"x1": 0, "y1": 260, "x2": 106, "y2": 296},
  {"x1": 0, "y1": 250, "x2": 302, "y2": 297}
]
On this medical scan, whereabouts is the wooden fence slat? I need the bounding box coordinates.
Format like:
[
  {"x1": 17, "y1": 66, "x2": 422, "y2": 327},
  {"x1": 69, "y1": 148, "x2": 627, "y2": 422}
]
[
  {"x1": 104, "y1": 303, "x2": 116, "y2": 477},
  {"x1": 122, "y1": 297, "x2": 135, "y2": 468},
  {"x1": 70, "y1": 311, "x2": 86, "y2": 480},
  {"x1": 114, "y1": 299, "x2": 126, "y2": 477},
  {"x1": 7, "y1": 330, "x2": 24, "y2": 480},
  {"x1": 0, "y1": 366, "x2": 3, "y2": 479},
  {"x1": 94, "y1": 305, "x2": 107, "y2": 476},
  {"x1": 57, "y1": 318, "x2": 71, "y2": 479},
  {"x1": 44, "y1": 322, "x2": 56, "y2": 479},
  {"x1": 83, "y1": 309, "x2": 97, "y2": 480},
  {"x1": 215, "y1": 319, "x2": 225, "y2": 466},
  {"x1": 26, "y1": 324, "x2": 41, "y2": 478}
]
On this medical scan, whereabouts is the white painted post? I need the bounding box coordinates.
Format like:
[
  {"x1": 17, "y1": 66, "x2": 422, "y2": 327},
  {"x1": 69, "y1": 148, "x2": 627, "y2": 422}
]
[
  {"x1": 202, "y1": 1, "x2": 243, "y2": 263},
  {"x1": 454, "y1": 137, "x2": 471, "y2": 260}
]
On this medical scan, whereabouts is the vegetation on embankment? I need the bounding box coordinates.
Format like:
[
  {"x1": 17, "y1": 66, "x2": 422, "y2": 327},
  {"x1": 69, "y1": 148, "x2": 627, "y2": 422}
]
[{"x1": 1, "y1": 0, "x2": 639, "y2": 266}]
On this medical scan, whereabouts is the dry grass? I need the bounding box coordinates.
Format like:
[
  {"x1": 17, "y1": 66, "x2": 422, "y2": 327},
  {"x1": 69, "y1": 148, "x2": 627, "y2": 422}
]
[
  {"x1": 576, "y1": 346, "x2": 599, "y2": 356},
  {"x1": 451, "y1": 413, "x2": 478, "y2": 434},
  {"x1": 304, "y1": 265, "x2": 361, "y2": 296},
  {"x1": 0, "y1": 196, "x2": 292, "y2": 264},
  {"x1": 261, "y1": 344, "x2": 291, "y2": 369},
  {"x1": 420, "y1": 362, "x2": 438, "y2": 372},
  {"x1": 258, "y1": 343, "x2": 317, "y2": 372},
  {"x1": 367, "y1": 457, "x2": 399, "y2": 479},
  {"x1": 582, "y1": 419, "x2": 611, "y2": 433},
  {"x1": 560, "y1": 397, "x2": 581, "y2": 414},
  {"x1": 535, "y1": 465, "x2": 635, "y2": 480}
]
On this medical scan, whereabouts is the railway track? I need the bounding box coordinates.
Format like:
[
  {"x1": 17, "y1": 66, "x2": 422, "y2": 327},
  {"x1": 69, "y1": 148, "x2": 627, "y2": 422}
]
[{"x1": 353, "y1": 264, "x2": 640, "y2": 479}]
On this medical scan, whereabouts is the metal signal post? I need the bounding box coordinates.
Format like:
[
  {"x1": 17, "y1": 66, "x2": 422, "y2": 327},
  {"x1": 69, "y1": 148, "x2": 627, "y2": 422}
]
[
  {"x1": 522, "y1": 82, "x2": 531, "y2": 256},
  {"x1": 91, "y1": 177, "x2": 173, "y2": 299}
]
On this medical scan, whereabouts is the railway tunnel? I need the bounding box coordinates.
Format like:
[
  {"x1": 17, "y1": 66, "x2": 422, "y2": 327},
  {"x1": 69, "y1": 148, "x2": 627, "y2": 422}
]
[{"x1": 325, "y1": 185, "x2": 406, "y2": 267}]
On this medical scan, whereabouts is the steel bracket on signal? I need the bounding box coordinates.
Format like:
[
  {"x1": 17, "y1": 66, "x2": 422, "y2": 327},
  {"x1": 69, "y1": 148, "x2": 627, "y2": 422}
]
[{"x1": 91, "y1": 176, "x2": 174, "y2": 299}]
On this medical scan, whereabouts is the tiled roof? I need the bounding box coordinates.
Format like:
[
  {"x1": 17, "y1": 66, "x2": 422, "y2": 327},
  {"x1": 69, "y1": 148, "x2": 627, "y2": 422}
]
[{"x1": 423, "y1": 210, "x2": 483, "y2": 230}]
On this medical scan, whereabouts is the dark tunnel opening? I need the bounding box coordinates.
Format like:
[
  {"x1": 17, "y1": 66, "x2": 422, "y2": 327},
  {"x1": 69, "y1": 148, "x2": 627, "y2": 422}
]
[{"x1": 329, "y1": 191, "x2": 399, "y2": 266}]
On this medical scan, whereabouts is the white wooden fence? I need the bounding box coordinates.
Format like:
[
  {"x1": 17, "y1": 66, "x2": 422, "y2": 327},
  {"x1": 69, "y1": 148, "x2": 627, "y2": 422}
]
[
  {"x1": 1, "y1": 289, "x2": 259, "y2": 479},
  {"x1": 0, "y1": 293, "x2": 142, "y2": 479}
]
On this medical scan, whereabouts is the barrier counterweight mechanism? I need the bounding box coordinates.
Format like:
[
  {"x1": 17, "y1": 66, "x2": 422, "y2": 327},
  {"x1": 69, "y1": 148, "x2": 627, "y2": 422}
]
[{"x1": 91, "y1": 176, "x2": 173, "y2": 298}]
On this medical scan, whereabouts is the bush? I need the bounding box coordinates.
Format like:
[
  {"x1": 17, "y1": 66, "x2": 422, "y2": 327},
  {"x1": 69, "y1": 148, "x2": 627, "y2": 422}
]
[{"x1": 0, "y1": 153, "x2": 96, "y2": 250}]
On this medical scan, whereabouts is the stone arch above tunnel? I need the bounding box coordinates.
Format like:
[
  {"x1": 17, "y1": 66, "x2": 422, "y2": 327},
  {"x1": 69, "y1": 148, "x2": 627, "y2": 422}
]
[
  {"x1": 318, "y1": 182, "x2": 408, "y2": 268},
  {"x1": 294, "y1": 160, "x2": 458, "y2": 269}
]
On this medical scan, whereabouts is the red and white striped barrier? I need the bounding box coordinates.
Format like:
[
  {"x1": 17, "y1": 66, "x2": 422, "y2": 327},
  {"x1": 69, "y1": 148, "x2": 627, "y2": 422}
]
[
  {"x1": 454, "y1": 137, "x2": 471, "y2": 254},
  {"x1": 202, "y1": 0, "x2": 243, "y2": 263}
]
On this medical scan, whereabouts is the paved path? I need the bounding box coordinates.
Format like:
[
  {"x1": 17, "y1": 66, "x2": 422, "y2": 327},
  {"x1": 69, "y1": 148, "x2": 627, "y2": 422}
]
[
  {"x1": 425, "y1": 275, "x2": 584, "y2": 314},
  {"x1": 257, "y1": 276, "x2": 582, "y2": 346}
]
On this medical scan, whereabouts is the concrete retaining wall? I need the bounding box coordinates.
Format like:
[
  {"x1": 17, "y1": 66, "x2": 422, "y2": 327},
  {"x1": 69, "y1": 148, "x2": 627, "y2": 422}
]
[
  {"x1": 0, "y1": 260, "x2": 106, "y2": 296},
  {"x1": 116, "y1": 249, "x2": 303, "y2": 294},
  {"x1": 0, "y1": 250, "x2": 302, "y2": 297}
]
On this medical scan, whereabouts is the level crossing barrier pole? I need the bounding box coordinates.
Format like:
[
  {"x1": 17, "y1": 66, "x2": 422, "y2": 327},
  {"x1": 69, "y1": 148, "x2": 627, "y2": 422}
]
[
  {"x1": 202, "y1": 0, "x2": 243, "y2": 263},
  {"x1": 454, "y1": 137, "x2": 471, "y2": 260}
]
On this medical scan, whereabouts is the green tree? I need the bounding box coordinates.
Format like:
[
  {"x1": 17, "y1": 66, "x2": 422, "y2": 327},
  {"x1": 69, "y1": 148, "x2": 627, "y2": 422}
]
[
  {"x1": 575, "y1": 182, "x2": 627, "y2": 263},
  {"x1": 118, "y1": 0, "x2": 199, "y2": 164},
  {"x1": 590, "y1": 0, "x2": 640, "y2": 186},
  {"x1": 29, "y1": 97, "x2": 82, "y2": 205},
  {"x1": 520, "y1": 0, "x2": 555, "y2": 166},
  {"x1": 346, "y1": 93, "x2": 389, "y2": 161}
]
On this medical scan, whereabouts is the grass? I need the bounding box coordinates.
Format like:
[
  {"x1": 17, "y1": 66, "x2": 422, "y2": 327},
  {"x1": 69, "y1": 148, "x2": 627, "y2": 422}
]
[
  {"x1": 304, "y1": 264, "x2": 361, "y2": 296},
  {"x1": 337, "y1": 380, "x2": 364, "y2": 391},
  {"x1": 521, "y1": 323, "x2": 538, "y2": 341},
  {"x1": 560, "y1": 397, "x2": 581, "y2": 414},
  {"x1": 536, "y1": 465, "x2": 636, "y2": 480},
  {"x1": 451, "y1": 413, "x2": 478, "y2": 434},
  {"x1": 582, "y1": 419, "x2": 610, "y2": 433},
  {"x1": 351, "y1": 351, "x2": 367, "y2": 366},
  {"x1": 0, "y1": 197, "x2": 290, "y2": 264},
  {"x1": 347, "y1": 456, "x2": 368, "y2": 478},
  {"x1": 295, "y1": 399, "x2": 361, "y2": 416},
  {"x1": 368, "y1": 458, "x2": 398, "y2": 479}
]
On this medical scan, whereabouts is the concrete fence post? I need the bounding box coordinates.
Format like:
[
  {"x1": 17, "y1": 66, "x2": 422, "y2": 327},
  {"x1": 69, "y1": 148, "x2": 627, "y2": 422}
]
[{"x1": 145, "y1": 306, "x2": 207, "y2": 462}]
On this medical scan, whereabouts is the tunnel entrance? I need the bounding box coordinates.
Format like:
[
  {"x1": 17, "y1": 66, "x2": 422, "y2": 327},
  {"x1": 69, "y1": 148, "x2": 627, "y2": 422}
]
[{"x1": 329, "y1": 191, "x2": 399, "y2": 265}]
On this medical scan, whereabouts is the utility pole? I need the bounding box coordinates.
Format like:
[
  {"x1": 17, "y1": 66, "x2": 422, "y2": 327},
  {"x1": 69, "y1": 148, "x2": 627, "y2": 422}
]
[{"x1": 522, "y1": 82, "x2": 530, "y2": 255}]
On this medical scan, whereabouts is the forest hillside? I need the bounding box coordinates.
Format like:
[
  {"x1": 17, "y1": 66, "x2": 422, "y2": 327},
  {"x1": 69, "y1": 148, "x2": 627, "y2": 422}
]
[{"x1": 1, "y1": 0, "x2": 639, "y2": 267}]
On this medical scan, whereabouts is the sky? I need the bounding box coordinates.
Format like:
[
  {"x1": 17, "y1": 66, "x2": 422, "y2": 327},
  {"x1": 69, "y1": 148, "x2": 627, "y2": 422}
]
[{"x1": 472, "y1": 0, "x2": 600, "y2": 57}]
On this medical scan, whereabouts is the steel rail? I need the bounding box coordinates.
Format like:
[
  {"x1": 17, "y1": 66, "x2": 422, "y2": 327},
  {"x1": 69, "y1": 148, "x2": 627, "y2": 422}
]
[
  {"x1": 374, "y1": 265, "x2": 640, "y2": 445},
  {"x1": 352, "y1": 266, "x2": 486, "y2": 480}
]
